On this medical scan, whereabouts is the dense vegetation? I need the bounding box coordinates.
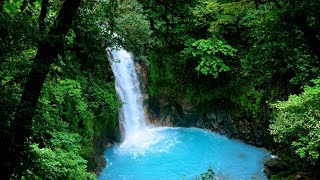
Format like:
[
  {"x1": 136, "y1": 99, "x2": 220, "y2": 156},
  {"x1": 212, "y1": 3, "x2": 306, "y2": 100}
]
[
  {"x1": 137, "y1": 0, "x2": 320, "y2": 178},
  {"x1": 0, "y1": 0, "x2": 150, "y2": 179},
  {"x1": 0, "y1": 0, "x2": 319, "y2": 179}
]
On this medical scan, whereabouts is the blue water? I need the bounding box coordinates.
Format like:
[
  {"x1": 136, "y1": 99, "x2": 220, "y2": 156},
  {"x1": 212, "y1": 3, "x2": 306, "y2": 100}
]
[{"x1": 99, "y1": 127, "x2": 269, "y2": 180}]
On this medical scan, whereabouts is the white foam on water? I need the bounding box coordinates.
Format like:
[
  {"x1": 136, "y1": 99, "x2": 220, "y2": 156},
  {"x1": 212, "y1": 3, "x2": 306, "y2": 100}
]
[{"x1": 115, "y1": 127, "x2": 180, "y2": 157}]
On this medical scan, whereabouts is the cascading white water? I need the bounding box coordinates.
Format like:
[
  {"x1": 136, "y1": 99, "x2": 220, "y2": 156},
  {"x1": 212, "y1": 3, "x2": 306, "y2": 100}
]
[
  {"x1": 111, "y1": 48, "x2": 147, "y2": 137},
  {"x1": 111, "y1": 48, "x2": 163, "y2": 154}
]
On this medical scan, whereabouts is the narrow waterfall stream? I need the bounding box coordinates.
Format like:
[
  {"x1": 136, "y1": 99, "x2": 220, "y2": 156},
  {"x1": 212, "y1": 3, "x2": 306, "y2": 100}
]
[
  {"x1": 110, "y1": 48, "x2": 147, "y2": 141},
  {"x1": 99, "y1": 48, "x2": 269, "y2": 180}
]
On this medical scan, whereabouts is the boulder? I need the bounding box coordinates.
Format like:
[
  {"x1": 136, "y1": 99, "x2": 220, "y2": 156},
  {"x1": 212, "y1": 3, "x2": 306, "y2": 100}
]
[{"x1": 264, "y1": 158, "x2": 288, "y2": 178}]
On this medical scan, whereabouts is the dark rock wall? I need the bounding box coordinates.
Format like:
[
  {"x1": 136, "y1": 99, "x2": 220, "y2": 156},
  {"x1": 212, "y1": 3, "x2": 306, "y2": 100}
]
[{"x1": 135, "y1": 61, "x2": 272, "y2": 148}]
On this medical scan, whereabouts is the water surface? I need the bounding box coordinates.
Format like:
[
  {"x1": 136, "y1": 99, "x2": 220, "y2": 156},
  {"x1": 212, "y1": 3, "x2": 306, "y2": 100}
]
[{"x1": 99, "y1": 127, "x2": 268, "y2": 180}]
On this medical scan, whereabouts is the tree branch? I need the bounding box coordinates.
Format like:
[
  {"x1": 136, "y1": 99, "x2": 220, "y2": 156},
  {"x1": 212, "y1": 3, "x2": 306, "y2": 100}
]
[
  {"x1": 0, "y1": 0, "x2": 82, "y2": 179},
  {"x1": 38, "y1": 0, "x2": 48, "y2": 32}
]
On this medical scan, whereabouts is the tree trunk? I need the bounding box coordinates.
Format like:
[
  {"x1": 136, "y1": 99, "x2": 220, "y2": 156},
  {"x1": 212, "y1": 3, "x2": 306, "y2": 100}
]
[
  {"x1": 313, "y1": 157, "x2": 320, "y2": 180},
  {"x1": 0, "y1": 0, "x2": 81, "y2": 179}
]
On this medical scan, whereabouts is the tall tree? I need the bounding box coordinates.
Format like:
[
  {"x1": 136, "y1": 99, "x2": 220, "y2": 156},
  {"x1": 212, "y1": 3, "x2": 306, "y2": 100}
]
[{"x1": 0, "y1": 0, "x2": 82, "y2": 178}]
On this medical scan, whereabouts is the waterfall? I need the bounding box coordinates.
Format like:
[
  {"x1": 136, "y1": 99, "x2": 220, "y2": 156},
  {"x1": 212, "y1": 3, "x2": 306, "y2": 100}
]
[
  {"x1": 111, "y1": 48, "x2": 147, "y2": 139},
  {"x1": 110, "y1": 48, "x2": 167, "y2": 155}
]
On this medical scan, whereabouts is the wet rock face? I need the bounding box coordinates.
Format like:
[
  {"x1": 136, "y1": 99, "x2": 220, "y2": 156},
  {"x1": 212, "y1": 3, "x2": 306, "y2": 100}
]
[
  {"x1": 196, "y1": 107, "x2": 270, "y2": 147},
  {"x1": 264, "y1": 158, "x2": 289, "y2": 179},
  {"x1": 134, "y1": 61, "x2": 271, "y2": 147},
  {"x1": 134, "y1": 61, "x2": 151, "y2": 125},
  {"x1": 265, "y1": 158, "x2": 288, "y2": 172},
  {"x1": 146, "y1": 97, "x2": 200, "y2": 127},
  {"x1": 198, "y1": 109, "x2": 235, "y2": 136},
  {"x1": 145, "y1": 98, "x2": 269, "y2": 147}
]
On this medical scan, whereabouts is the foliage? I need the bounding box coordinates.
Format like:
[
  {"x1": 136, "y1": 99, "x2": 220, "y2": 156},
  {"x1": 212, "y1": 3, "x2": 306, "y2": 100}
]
[
  {"x1": 199, "y1": 167, "x2": 216, "y2": 180},
  {"x1": 239, "y1": 4, "x2": 320, "y2": 86},
  {"x1": 183, "y1": 36, "x2": 236, "y2": 77},
  {"x1": 141, "y1": 0, "x2": 320, "y2": 177},
  {"x1": 1, "y1": 0, "x2": 150, "y2": 178},
  {"x1": 2, "y1": 0, "x2": 320, "y2": 178},
  {"x1": 2, "y1": 0, "x2": 22, "y2": 13},
  {"x1": 23, "y1": 135, "x2": 95, "y2": 179},
  {"x1": 32, "y1": 78, "x2": 93, "y2": 155},
  {"x1": 270, "y1": 79, "x2": 320, "y2": 163},
  {"x1": 112, "y1": 0, "x2": 151, "y2": 55},
  {"x1": 192, "y1": 0, "x2": 253, "y2": 33}
]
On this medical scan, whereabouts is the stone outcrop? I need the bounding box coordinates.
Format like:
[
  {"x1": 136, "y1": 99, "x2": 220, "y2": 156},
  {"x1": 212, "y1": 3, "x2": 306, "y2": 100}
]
[
  {"x1": 134, "y1": 61, "x2": 272, "y2": 147},
  {"x1": 197, "y1": 108, "x2": 271, "y2": 146},
  {"x1": 264, "y1": 158, "x2": 289, "y2": 179}
]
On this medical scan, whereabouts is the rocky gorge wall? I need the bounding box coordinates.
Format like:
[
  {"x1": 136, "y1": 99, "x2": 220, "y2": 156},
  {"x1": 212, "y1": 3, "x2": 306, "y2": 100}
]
[{"x1": 135, "y1": 61, "x2": 273, "y2": 148}]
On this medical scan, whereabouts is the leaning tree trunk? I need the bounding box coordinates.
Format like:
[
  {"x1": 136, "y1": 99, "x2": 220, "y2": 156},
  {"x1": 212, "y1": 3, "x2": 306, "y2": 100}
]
[
  {"x1": 313, "y1": 157, "x2": 320, "y2": 179},
  {"x1": 0, "y1": 0, "x2": 81, "y2": 179}
]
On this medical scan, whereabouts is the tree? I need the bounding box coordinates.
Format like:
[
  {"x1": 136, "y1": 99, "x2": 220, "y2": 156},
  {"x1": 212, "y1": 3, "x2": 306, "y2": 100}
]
[
  {"x1": 270, "y1": 79, "x2": 320, "y2": 178},
  {"x1": 182, "y1": 36, "x2": 236, "y2": 77},
  {"x1": 0, "y1": 0, "x2": 81, "y2": 178},
  {"x1": 1, "y1": 0, "x2": 152, "y2": 178}
]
